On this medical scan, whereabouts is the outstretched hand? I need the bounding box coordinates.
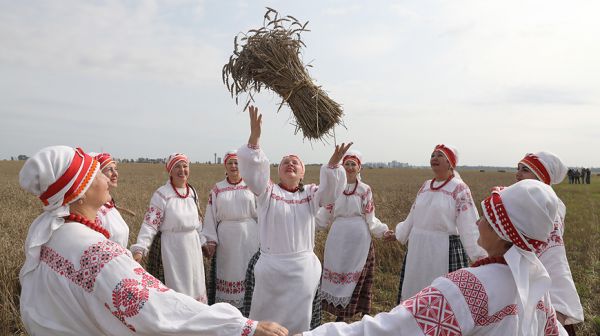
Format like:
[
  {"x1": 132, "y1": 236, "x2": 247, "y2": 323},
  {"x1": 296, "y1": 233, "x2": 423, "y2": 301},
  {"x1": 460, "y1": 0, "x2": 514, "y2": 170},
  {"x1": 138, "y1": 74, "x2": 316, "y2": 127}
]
[
  {"x1": 255, "y1": 321, "x2": 289, "y2": 336},
  {"x1": 328, "y1": 142, "x2": 353, "y2": 167},
  {"x1": 248, "y1": 105, "x2": 262, "y2": 146}
]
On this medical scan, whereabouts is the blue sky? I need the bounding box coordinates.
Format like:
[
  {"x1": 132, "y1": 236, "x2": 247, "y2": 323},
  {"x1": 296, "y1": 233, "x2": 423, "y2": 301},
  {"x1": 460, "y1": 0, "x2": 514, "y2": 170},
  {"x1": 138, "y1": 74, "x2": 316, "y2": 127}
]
[{"x1": 1, "y1": 0, "x2": 599, "y2": 166}]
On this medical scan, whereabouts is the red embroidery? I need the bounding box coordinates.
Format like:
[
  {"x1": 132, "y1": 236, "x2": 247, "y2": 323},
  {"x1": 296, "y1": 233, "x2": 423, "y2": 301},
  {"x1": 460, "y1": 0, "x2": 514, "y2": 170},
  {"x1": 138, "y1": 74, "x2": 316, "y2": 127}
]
[
  {"x1": 536, "y1": 222, "x2": 564, "y2": 256},
  {"x1": 322, "y1": 267, "x2": 362, "y2": 285},
  {"x1": 105, "y1": 267, "x2": 169, "y2": 332},
  {"x1": 402, "y1": 286, "x2": 462, "y2": 335},
  {"x1": 270, "y1": 193, "x2": 312, "y2": 204},
  {"x1": 40, "y1": 240, "x2": 125, "y2": 292},
  {"x1": 98, "y1": 204, "x2": 111, "y2": 217},
  {"x1": 143, "y1": 206, "x2": 163, "y2": 230},
  {"x1": 446, "y1": 270, "x2": 518, "y2": 326},
  {"x1": 241, "y1": 319, "x2": 255, "y2": 336},
  {"x1": 216, "y1": 279, "x2": 245, "y2": 294},
  {"x1": 537, "y1": 301, "x2": 560, "y2": 336}
]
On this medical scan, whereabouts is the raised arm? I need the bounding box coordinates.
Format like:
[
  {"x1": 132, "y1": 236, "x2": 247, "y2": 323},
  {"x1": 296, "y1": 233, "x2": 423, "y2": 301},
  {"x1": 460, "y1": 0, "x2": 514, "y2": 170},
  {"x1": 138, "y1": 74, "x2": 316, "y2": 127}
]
[
  {"x1": 313, "y1": 143, "x2": 352, "y2": 207},
  {"x1": 238, "y1": 106, "x2": 271, "y2": 196}
]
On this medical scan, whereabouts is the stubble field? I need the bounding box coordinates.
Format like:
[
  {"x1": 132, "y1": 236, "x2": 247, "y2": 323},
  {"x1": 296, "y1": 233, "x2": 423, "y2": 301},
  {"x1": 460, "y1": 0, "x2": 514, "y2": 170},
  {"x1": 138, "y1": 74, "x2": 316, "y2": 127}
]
[{"x1": 1, "y1": 161, "x2": 598, "y2": 334}]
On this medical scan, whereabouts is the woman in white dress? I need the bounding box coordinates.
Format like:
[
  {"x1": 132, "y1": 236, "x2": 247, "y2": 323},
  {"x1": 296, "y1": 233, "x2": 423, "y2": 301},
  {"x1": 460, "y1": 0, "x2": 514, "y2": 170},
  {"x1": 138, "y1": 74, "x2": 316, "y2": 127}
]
[
  {"x1": 203, "y1": 150, "x2": 259, "y2": 310},
  {"x1": 516, "y1": 151, "x2": 584, "y2": 334},
  {"x1": 238, "y1": 105, "x2": 352, "y2": 334},
  {"x1": 393, "y1": 144, "x2": 487, "y2": 302},
  {"x1": 18, "y1": 145, "x2": 288, "y2": 336},
  {"x1": 92, "y1": 152, "x2": 130, "y2": 248},
  {"x1": 131, "y1": 153, "x2": 207, "y2": 302},
  {"x1": 319, "y1": 150, "x2": 394, "y2": 321},
  {"x1": 297, "y1": 180, "x2": 567, "y2": 336}
]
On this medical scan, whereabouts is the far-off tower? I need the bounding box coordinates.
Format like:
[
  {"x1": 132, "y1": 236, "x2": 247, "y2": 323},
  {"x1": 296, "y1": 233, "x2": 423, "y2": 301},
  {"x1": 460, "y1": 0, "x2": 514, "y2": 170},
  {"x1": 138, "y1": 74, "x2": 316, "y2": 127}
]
[{"x1": 214, "y1": 153, "x2": 217, "y2": 164}]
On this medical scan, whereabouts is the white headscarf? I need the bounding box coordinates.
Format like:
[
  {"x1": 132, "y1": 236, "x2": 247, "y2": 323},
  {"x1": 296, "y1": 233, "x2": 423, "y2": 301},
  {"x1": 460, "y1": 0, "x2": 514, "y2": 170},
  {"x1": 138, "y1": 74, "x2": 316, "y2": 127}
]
[
  {"x1": 519, "y1": 151, "x2": 567, "y2": 185},
  {"x1": 481, "y1": 179, "x2": 558, "y2": 335},
  {"x1": 19, "y1": 146, "x2": 100, "y2": 280}
]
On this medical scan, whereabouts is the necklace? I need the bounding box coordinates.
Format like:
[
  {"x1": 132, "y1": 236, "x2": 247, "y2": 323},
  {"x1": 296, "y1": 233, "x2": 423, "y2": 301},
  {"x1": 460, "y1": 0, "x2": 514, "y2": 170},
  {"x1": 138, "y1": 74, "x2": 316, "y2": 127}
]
[
  {"x1": 430, "y1": 174, "x2": 454, "y2": 191},
  {"x1": 170, "y1": 178, "x2": 190, "y2": 198},
  {"x1": 471, "y1": 255, "x2": 507, "y2": 267},
  {"x1": 65, "y1": 213, "x2": 110, "y2": 239},
  {"x1": 227, "y1": 176, "x2": 243, "y2": 185},
  {"x1": 278, "y1": 183, "x2": 299, "y2": 193},
  {"x1": 104, "y1": 198, "x2": 115, "y2": 208},
  {"x1": 343, "y1": 181, "x2": 359, "y2": 196}
]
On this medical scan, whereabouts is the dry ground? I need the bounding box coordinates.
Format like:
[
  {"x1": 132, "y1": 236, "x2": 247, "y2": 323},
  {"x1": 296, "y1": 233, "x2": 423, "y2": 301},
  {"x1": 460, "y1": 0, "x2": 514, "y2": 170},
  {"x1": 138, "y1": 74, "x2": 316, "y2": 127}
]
[{"x1": 1, "y1": 161, "x2": 598, "y2": 334}]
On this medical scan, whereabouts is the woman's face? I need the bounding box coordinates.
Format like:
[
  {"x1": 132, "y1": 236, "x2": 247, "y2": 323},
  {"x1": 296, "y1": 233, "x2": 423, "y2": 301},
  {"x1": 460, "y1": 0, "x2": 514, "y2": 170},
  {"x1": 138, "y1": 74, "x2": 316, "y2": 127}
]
[
  {"x1": 343, "y1": 160, "x2": 360, "y2": 180},
  {"x1": 515, "y1": 163, "x2": 538, "y2": 182},
  {"x1": 225, "y1": 158, "x2": 239, "y2": 177},
  {"x1": 476, "y1": 217, "x2": 502, "y2": 254},
  {"x1": 430, "y1": 151, "x2": 451, "y2": 175},
  {"x1": 83, "y1": 172, "x2": 111, "y2": 207},
  {"x1": 170, "y1": 161, "x2": 190, "y2": 184},
  {"x1": 279, "y1": 156, "x2": 304, "y2": 185},
  {"x1": 101, "y1": 162, "x2": 118, "y2": 189}
]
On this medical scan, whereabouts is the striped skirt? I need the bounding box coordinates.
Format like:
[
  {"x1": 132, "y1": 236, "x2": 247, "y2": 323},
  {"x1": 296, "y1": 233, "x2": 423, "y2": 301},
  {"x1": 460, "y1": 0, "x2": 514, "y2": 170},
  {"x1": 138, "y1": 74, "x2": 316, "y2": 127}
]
[
  {"x1": 322, "y1": 241, "x2": 375, "y2": 319},
  {"x1": 396, "y1": 234, "x2": 469, "y2": 304}
]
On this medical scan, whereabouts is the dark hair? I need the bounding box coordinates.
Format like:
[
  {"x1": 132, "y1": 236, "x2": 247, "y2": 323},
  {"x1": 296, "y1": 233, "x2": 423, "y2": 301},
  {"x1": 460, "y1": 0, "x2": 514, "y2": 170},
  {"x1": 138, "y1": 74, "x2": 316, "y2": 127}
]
[{"x1": 298, "y1": 179, "x2": 305, "y2": 192}]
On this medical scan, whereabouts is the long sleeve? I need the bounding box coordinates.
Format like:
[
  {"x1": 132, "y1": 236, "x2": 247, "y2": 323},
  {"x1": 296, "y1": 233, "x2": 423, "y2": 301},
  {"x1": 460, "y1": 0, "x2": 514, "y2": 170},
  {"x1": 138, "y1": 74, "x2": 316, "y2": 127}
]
[
  {"x1": 202, "y1": 187, "x2": 219, "y2": 244},
  {"x1": 315, "y1": 205, "x2": 334, "y2": 231},
  {"x1": 395, "y1": 200, "x2": 417, "y2": 245},
  {"x1": 94, "y1": 249, "x2": 258, "y2": 335},
  {"x1": 130, "y1": 191, "x2": 166, "y2": 256},
  {"x1": 363, "y1": 187, "x2": 389, "y2": 238},
  {"x1": 313, "y1": 164, "x2": 346, "y2": 207},
  {"x1": 238, "y1": 144, "x2": 270, "y2": 196},
  {"x1": 454, "y1": 185, "x2": 487, "y2": 260}
]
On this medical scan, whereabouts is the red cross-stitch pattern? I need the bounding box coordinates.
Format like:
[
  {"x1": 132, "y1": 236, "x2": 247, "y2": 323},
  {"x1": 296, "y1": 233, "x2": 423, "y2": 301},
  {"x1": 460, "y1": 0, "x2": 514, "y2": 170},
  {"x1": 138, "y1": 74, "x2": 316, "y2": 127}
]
[
  {"x1": 322, "y1": 267, "x2": 362, "y2": 285},
  {"x1": 445, "y1": 270, "x2": 518, "y2": 326},
  {"x1": 536, "y1": 222, "x2": 564, "y2": 257},
  {"x1": 536, "y1": 301, "x2": 560, "y2": 336},
  {"x1": 40, "y1": 240, "x2": 126, "y2": 292},
  {"x1": 216, "y1": 278, "x2": 245, "y2": 294},
  {"x1": 105, "y1": 267, "x2": 169, "y2": 332},
  {"x1": 143, "y1": 206, "x2": 163, "y2": 230},
  {"x1": 241, "y1": 319, "x2": 255, "y2": 336},
  {"x1": 401, "y1": 286, "x2": 462, "y2": 336}
]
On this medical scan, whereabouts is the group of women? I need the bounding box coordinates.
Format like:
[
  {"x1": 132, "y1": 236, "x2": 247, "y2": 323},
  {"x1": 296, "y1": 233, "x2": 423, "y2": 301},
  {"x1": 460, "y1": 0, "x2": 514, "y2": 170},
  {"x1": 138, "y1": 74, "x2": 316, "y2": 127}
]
[{"x1": 18, "y1": 105, "x2": 582, "y2": 336}]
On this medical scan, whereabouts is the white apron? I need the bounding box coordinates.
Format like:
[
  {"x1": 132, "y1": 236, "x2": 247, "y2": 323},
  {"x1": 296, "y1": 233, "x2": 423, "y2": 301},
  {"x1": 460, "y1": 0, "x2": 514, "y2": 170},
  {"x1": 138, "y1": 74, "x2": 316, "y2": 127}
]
[
  {"x1": 321, "y1": 216, "x2": 371, "y2": 307},
  {"x1": 401, "y1": 228, "x2": 449, "y2": 300},
  {"x1": 250, "y1": 251, "x2": 321, "y2": 334},
  {"x1": 215, "y1": 218, "x2": 259, "y2": 308}
]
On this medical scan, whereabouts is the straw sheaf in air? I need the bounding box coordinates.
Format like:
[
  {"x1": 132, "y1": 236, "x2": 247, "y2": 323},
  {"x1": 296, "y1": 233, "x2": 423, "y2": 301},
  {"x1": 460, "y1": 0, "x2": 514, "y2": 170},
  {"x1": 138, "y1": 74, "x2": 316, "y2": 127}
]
[{"x1": 222, "y1": 8, "x2": 344, "y2": 140}]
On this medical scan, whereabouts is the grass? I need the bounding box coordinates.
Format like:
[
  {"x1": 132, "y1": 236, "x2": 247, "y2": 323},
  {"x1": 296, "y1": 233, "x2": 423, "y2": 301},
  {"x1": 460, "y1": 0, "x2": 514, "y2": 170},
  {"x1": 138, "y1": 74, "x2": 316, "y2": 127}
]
[{"x1": 0, "y1": 162, "x2": 598, "y2": 334}]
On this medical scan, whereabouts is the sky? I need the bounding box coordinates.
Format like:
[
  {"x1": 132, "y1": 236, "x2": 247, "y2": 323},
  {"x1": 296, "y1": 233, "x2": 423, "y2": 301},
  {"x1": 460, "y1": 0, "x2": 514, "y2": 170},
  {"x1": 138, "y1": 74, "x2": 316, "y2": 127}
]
[{"x1": 1, "y1": 0, "x2": 599, "y2": 167}]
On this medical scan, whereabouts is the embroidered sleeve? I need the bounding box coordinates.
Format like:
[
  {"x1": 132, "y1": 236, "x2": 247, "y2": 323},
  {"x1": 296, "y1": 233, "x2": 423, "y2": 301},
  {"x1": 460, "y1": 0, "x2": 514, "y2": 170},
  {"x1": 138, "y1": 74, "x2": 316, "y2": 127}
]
[
  {"x1": 362, "y1": 187, "x2": 389, "y2": 238},
  {"x1": 395, "y1": 181, "x2": 427, "y2": 244},
  {"x1": 130, "y1": 191, "x2": 166, "y2": 256},
  {"x1": 401, "y1": 286, "x2": 462, "y2": 335},
  {"x1": 315, "y1": 205, "x2": 333, "y2": 230},
  {"x1": 313, "y1": 163, "x2": 346, "y2": 209},
  {"x1": 454, "y1": 184, "x2": 487, "y2": 260}
]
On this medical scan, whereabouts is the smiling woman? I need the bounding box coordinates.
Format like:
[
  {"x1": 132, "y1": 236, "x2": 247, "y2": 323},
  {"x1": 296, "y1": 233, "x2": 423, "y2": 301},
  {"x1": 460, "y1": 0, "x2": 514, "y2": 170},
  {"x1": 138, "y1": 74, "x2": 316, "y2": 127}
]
[
  {"x1": 238, "y1": 105, "x2": 352, "y2": 334},
  {"x1": 130, "y1": 153, "x2": 208, "y2": 302}
]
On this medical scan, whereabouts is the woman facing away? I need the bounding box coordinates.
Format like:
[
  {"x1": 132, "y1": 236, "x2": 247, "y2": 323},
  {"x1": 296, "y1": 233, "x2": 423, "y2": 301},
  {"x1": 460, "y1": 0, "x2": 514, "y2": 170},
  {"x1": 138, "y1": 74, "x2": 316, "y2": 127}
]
[
  {"x1": 297, "y1": 179, "x2": 567, "y2": 336},
  {"x1": 18, "y1": 145, "x2": 288, "y2": 336},
  {"x1": 202, "y1": 149, "x2": 259, "y2": 310},
  {"x1": 92, "y1": 152, "x2": 130, "y2": 248},
  {"x1": 131, "y1": 153, "x2": 207, "y2": 302},
  {"x1": 393, "y1": 144, "x2": 487, "y2": 302},
  {"x1": 515, "y1": 151, "x2": 584, "y2": 334},
  {"x1": 318, "y1": 150, "x2": 395, "y2": 321},
  {"x1": 238, "y1": 105, "x2": 352, "y2": 334}
]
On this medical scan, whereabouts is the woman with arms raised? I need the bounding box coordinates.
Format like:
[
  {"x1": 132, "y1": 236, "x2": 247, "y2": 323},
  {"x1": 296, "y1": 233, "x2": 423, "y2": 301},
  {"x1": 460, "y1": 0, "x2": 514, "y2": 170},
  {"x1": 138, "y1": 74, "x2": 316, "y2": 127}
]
[
  {"x1": 19, "y1": 145, "x2": 288, "y2": 335},
  {"x1": 238, "y1": 106, "x2": 351, "y2": 334}
]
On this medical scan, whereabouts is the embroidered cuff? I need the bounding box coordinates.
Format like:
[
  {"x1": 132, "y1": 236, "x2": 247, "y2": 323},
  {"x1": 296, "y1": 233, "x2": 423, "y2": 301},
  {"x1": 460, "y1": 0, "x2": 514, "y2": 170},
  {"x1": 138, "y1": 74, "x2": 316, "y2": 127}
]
[
  {"x1": 130, "y1": 245, "x2": 148, "y2": 257},
  {"x1": 247, "y1": 143, "x2": 260, "y2": 150},
  {"x1": 240, "y1": 319, "x2": 258, "y2": 336}
]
